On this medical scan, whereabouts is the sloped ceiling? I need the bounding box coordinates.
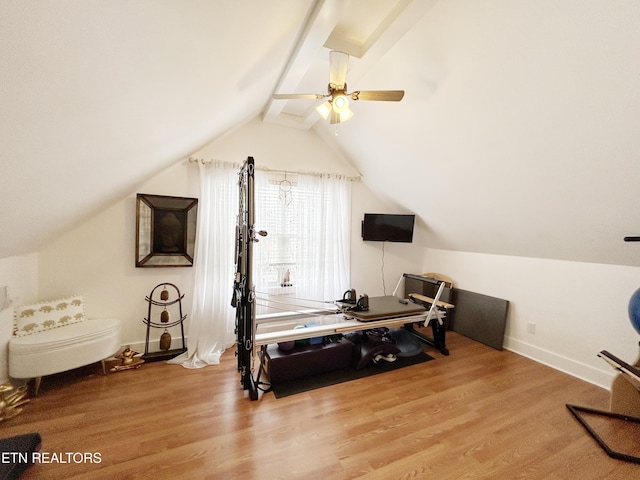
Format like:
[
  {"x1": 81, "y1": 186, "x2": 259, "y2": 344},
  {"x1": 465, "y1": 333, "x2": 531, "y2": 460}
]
[
  {"x1": 2, "y1": 0, "x2": 640, "y2": 266},
  {"x1": 0, "y1": 0, "x2": 315, "y2": 258}
]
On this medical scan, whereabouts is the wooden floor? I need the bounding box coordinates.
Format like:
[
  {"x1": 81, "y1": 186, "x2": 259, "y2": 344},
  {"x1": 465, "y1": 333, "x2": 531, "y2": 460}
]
[{"x1": 2, "y1": 331, "x2": 639, "y2": 479}]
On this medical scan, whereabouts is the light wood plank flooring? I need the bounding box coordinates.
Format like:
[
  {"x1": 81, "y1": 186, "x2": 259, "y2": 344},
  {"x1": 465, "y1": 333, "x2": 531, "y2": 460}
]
[{"x1": 2, "y1": 331, "x2": 638, "y2": 479}]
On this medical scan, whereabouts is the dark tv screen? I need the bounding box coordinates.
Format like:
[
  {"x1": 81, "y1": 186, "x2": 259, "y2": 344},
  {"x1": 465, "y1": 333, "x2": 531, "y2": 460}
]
[{"x1": 362, "y1": 214, "x2": 415, "y2": 243}]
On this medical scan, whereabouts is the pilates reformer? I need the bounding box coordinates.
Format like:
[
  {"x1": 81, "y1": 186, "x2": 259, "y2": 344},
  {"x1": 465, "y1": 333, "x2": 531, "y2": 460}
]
[{"x1": 231, "y1": 157, "x2": 449, "y2": 400}]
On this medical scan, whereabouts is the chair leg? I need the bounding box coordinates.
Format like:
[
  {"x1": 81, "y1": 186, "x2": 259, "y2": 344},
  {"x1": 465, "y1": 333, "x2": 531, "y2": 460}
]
[
  {"x1": 101, "y1": 359, "x2": 107, "y2": 375},
  {"x1": 33, "y1": 377, "x2": 42, "y2": 396}
]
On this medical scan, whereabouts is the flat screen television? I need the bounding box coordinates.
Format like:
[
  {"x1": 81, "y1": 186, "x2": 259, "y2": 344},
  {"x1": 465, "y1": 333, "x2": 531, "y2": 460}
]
[{"x1": 361, "y1": 213, "x2": 415, "y2": 243}]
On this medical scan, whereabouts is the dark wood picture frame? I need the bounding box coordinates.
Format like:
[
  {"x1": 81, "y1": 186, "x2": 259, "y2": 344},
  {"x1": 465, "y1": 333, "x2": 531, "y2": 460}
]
[{"x1": 136, "y1": 194, "x2": 198, "y2": 267}]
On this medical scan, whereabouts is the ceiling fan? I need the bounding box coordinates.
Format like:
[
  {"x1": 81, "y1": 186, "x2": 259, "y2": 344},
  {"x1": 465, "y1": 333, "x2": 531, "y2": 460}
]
[{"x1": 272, "y1": 50, "x2": 405, "y2": 124}]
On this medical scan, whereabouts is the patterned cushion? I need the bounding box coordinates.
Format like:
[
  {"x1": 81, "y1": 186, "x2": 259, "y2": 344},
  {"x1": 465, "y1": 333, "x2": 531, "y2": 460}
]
[{"x1": 13, "y1": 295, "x2": 86, "y2": 337}]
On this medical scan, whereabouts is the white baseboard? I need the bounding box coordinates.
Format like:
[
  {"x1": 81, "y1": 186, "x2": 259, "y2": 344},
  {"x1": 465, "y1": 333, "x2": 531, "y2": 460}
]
[{"x1": 504, "y1": 336, "x2": 614, "y2": 390}]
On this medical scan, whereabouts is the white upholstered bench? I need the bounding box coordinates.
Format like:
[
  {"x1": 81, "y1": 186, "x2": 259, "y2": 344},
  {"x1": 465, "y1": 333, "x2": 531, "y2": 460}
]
[{"x1": 8, "y1": 295, "x2": 121, "y2": 395}]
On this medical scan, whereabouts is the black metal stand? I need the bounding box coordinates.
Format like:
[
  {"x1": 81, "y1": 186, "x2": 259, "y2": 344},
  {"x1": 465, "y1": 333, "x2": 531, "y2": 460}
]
[
  {"x1": 142, "y1": 283, "x2": 187, "y2": 362},
  {"x1": 404, "y1": 321, "x2": 449, "y2": 356},
  {"x1": 566, "y1": 346, "x2": 640, "y2": 464},
  {"x1": 566, "y1": 404, "x2": 640, "y2": 464}
]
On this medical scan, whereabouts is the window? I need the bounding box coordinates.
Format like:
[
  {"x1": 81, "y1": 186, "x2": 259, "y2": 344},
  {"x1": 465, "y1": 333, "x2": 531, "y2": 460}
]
[{"x1": 253, "y1": 171, "x2": 351, "y2": 315}]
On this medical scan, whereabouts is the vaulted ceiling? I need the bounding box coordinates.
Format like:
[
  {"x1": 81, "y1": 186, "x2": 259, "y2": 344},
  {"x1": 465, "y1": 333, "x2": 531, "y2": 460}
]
[{"x1": 2, "y1": 0, "x2": 640, "y2": 266}]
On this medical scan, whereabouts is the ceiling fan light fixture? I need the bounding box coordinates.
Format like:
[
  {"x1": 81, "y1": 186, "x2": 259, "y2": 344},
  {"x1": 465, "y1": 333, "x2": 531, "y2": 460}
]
[
  {"x1": 331, "y1": 94, "x2": 349, "y2": 113},
  {"x1": 274, "y1": 50, "x2": 404, "y2": 126},
  {"x1": 318, "y1": 92, "x2": 353, "y2": 124},
  {"x1": 316, "y1": 101, "x2": 332, "y2": 120},
  {"x1": 327, "y1": 107, "x2": 354, "y2": 124},
  {"x1": 339, "y1": 108, "x2": 353, "y2": 123}
]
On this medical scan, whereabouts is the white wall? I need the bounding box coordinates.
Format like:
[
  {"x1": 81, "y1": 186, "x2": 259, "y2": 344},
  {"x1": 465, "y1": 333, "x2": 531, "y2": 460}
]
[
  {"x1": 350, "y1": 182, "x2": 426, "y2": 297},
  {"x1": 194, "y1": 117, "x2": 359, "y2": 174},
  {"x1": 37, "y1": 161, "x2": 200, "y2": 353},
  {"x1": 423, "y1": 248, "x2": 640, "y2": 388},
  {"x1": 0, "y1": 253, "x2": 38, "y2": 383}
]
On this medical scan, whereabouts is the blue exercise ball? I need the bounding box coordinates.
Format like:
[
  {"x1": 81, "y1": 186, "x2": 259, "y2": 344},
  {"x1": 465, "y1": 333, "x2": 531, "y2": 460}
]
[{"x1": 628, "y1": 288, "x2": 640, "y2": 335}]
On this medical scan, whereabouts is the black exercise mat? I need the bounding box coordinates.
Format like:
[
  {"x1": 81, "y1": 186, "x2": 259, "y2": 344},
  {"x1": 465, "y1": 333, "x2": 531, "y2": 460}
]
[{"x1": 271, "y1": 351, "x2": 434, "y2": 398}]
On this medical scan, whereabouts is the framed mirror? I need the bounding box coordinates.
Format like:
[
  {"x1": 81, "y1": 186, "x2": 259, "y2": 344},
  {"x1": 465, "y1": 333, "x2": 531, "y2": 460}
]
[{"x1": 136, "y1": 194, "x2": 198, "y2": 267}]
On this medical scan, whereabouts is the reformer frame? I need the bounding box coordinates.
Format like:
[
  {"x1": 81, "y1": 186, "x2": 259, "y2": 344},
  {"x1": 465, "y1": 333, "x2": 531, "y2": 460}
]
[
  {"x1": 231, "y1": 157, "x2": 448, "y2": 400},
  {"x1": 232, "y1": 156, "x2": 260, "y2": 400}
]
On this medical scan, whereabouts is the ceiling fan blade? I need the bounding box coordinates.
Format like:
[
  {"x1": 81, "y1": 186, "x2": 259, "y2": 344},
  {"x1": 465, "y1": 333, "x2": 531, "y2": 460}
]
[
  {"x1": 350, "y1": 90, "x2": 405, "y2": 102},
  {"x1": 272, "y1": 93, "x2": 326, "y2": 100},
  {"x1": 329, "y1": 51, "x2": 349, "y2": 88}
]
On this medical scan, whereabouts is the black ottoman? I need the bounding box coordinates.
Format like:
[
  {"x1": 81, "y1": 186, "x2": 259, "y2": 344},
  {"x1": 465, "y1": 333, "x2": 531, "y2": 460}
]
[{"x1": 265, "y1": 338, "x2": 354, "y2": 384}]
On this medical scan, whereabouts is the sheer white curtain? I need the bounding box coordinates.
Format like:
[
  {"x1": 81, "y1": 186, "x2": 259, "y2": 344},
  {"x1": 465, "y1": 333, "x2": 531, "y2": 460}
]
[
  {"x1": 297, "y1": 173, "x2": 351, "y2": 302},
  {"x1": 253, "y1": 171, "x2": 351, "y2": 308},
  {"x1": 169, "y1": 161, "x2": 237, "y2": 368}
]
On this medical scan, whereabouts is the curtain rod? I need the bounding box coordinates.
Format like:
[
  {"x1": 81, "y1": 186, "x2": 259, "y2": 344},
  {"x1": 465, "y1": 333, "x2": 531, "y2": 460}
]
[{"x1": 187, "y1": 157, "x2": 361, "y2": 182}]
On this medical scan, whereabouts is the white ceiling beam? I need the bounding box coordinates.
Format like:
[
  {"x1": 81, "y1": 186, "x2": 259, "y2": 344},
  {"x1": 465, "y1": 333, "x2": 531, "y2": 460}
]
[{"x1": 263, "y1": 0, "x2": 343, "y2": 125}]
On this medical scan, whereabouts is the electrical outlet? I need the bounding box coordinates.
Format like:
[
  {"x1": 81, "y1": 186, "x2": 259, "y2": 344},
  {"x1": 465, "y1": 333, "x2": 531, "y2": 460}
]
[{"x1": 527, "y1": 322, "x2": 536, "y2": 334}]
